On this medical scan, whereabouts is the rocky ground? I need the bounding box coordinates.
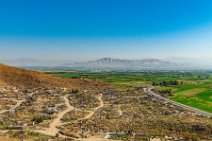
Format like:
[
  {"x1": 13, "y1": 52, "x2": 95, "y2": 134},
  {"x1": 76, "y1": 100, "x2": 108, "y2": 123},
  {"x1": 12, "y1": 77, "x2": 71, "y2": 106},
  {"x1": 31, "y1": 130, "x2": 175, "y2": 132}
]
[{"x1": 0, "y1": 86, "x2": 211, "y2": 141}]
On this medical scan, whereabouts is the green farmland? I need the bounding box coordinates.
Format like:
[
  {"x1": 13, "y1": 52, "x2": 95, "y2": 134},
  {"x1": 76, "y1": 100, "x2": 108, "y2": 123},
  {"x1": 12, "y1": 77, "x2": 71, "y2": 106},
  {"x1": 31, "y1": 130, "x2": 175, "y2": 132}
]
[
  {"x1": 48, "y1": 71, "x2": 212, "y2": 113},
  {"x1": 171, "y1": 87, "x2": 212, "y2": 113}
]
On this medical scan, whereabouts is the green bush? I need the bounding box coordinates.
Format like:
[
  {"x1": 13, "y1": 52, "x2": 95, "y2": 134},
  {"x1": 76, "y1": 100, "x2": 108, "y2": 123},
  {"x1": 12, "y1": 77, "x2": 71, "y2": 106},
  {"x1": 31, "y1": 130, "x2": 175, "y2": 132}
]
[{"x1": 32, "y1": 116, "x2": 45, "y2": 123}]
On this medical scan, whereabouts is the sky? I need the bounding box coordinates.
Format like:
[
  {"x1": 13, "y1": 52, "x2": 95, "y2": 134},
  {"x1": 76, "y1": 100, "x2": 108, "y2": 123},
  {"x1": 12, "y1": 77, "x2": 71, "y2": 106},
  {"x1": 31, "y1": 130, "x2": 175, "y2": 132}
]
[{"x1": 0, "y1": 0, "x2": 212, "y2": 62}]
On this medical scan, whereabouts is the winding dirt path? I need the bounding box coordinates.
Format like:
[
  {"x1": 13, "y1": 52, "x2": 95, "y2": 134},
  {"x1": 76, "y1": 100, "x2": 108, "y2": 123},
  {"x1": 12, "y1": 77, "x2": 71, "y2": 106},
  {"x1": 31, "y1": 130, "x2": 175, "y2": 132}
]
[
  {"x1": 59, "y1": 93, "x2": 104, "y2": 127},
  {"x1": 75, "y1": 136, "x2": 122, "y2": 141},
  {"x1": 34, "y1": 93, "x2": 105, "y2": 140},
  {"x1": 83, "y1": 93, "x2": 104, "y2": 120},
  {"x1": 34, "y1": 94, "x2": 75, "y2": 136},
  {"x1": 0, "y1": 99, "x2": 24, "y2": 114},
  {"x1": 0, "y1": 92, "x2": 34, "y2": 114},
  {"x1": 118, "y1": 105, "x2": 123, "y2": 117}
]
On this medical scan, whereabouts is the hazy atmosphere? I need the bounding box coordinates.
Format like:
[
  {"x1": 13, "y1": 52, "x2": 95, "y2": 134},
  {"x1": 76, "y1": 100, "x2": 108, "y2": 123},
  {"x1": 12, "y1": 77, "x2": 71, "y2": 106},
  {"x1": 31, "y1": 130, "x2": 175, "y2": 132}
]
[{"x1": 0, "y1": 0, "x2": 212, "y2": 68}]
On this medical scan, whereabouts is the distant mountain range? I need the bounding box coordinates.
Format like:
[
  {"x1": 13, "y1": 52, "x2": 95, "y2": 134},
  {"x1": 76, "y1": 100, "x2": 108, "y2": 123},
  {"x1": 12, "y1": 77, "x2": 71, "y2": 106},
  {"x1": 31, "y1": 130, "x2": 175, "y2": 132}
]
[
  {"x1": 64, "y1": 58, "x2": 180, "y2": 70},
  {"x1": 1, "y1": 57, "x2": 211, "y2": 70}
]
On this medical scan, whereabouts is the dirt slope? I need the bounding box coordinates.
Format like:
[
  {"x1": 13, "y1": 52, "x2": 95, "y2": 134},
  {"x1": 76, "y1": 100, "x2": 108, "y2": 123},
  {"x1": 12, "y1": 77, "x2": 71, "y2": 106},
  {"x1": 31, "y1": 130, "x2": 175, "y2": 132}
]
[{"x1": 0, "y1": 64, "x2": 106, "y2": 89}]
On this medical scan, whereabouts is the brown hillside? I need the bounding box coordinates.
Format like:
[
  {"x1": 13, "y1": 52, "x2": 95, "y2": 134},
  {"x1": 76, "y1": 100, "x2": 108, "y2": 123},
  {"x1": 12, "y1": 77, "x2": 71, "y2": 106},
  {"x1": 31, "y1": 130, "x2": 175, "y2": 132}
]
[
  {"x1": 0, "y1": 64, "x2": 72, "y2": 88},
  {"x1": 0, "y1": 64, "x2": 106, "y2": 89}
]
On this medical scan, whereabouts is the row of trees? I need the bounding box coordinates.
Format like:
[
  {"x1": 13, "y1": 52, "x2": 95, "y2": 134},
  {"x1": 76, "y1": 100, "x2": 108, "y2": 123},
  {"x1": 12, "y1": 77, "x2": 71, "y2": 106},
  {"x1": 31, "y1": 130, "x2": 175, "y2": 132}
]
[{"x1": 152, "y1": 80, "x2": 180, "y2": 86}]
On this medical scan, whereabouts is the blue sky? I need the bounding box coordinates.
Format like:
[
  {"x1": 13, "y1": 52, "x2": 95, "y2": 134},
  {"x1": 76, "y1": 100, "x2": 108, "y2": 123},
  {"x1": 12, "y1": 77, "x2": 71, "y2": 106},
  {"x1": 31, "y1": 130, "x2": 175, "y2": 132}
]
[{"x1": 0, "y1": 0, "x2": 212, "y2": 61}]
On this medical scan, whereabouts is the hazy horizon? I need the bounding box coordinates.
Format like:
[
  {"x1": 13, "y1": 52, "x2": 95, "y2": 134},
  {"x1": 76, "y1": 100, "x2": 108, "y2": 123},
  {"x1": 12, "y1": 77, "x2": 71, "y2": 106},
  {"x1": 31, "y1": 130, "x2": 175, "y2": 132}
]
[
  {"x1": 0, "y1": 0, "x2": 212, "y2": 66},
  {"x1": 1, "y1": 57, "x2": 212, "y2": 70}
]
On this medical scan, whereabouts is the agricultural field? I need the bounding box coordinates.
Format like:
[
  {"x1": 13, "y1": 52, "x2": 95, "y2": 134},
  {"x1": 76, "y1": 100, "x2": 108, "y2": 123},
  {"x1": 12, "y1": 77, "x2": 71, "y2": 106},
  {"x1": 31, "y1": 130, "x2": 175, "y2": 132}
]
[
  {"x1": 170, "y1": 87, "x2": 212, "y2": 113},
  {"x1": 48, "y1": 71, "x2": 212, "y2": 113},
  {"x1": 47, "y1": 71, "x2": 210, "y2": 87}
]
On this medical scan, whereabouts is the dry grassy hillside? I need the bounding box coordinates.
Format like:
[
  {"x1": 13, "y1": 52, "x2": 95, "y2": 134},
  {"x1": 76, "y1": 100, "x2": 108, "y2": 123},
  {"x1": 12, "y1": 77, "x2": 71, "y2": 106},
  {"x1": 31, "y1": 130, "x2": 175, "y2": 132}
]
[{"x1": 0, "y1": 64, "x2": 106, "y2": 89}]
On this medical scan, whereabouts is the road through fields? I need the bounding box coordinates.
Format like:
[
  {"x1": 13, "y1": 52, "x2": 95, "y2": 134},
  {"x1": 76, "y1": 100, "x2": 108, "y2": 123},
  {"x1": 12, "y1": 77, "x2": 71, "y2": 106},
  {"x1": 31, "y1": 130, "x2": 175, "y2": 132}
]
[{"x1": 144, "y1": 88, "x2": 212, "y2": 117}]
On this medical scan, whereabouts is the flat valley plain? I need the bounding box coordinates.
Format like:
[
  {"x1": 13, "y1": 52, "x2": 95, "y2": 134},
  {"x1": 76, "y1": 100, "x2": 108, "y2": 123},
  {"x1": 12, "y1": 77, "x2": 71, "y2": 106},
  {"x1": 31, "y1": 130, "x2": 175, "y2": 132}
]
[{"x1": 48, "y1": 71, "x2": 212, "y2": 113}]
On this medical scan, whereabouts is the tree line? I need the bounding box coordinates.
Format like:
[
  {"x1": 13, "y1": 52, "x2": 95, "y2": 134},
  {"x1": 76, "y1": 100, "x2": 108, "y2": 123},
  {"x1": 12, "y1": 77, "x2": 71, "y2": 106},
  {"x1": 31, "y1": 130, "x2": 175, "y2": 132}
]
[{"x1": 152, "y1": 80, "x2": 180, "y2": 86}]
